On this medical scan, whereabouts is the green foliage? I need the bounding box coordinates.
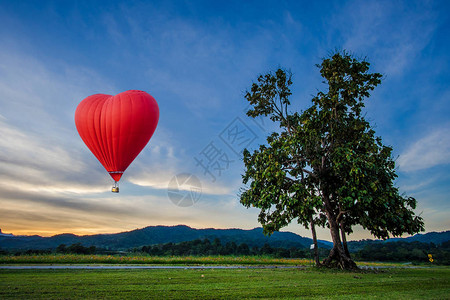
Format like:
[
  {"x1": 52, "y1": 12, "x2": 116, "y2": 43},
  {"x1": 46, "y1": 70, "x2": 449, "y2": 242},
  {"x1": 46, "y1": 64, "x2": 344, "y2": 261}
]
[
  {"x1": 241, "y1": 51, "x2": 424, "y2": 268},
  {"x1": 56, "y1": 243, "x2": 96, "y2": 254},
  {"x1": 135, "y1": 238, "x2": 325, "y2": 259},
  {"x1": 355, "y1": 241, "x2": 450, "y2": 265}
]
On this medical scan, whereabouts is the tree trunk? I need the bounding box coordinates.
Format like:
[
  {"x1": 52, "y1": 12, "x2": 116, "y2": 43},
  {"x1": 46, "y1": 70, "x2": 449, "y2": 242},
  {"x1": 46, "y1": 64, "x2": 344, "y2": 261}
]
[
  {"x1": 310, "y1": 217, "x2": 320, "y2": 266},
  {"x1": 340, "y1": 221, "x2": 351, "y2": 258},
  {"x1": 321, "y1": 201, "x2": 357, "y2": 270}
]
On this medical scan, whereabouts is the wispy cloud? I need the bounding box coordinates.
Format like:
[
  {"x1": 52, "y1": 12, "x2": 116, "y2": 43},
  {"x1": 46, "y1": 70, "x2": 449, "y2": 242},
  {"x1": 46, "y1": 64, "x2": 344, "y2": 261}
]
[
  {"x1": 0, "y1": 111, "x2": 109, "y2": 192},
  {"x1": 331, "y1": 1, "x2": 437, "y2": 76},
  {"x1": 127, "y1": 140, "x2": 235, "y2": 196},
  {"x1": 0, "y1": 182, "x2": 256, "y2": 236},
  {"x1": 110, "y1": 2, "x2": 282, "y2": 119},
  {"x1": 398, "y1": 125, "x2": 450, "y2": 172},
  {"x1": 129, "y1": 169, "x2": 233, "y2": 196},
  {"x1": 0, "y1": 46, "x2": 115, "y2": 193}
]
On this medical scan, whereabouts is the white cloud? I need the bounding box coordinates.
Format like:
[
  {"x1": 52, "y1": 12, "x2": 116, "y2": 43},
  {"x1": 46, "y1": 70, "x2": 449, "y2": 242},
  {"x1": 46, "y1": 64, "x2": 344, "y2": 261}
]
[{"x1": 398, "y1": 125, "x2": 450, "y2": 172}]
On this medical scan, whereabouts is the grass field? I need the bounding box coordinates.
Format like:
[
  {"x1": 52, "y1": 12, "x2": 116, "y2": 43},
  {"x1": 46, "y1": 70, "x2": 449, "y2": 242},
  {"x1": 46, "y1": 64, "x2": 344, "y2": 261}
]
[
  {"x1": 1, "y1": 267, "x2": 449, "y2": 299},
  {"x1": 0, "y1": 254, "x2": 407, "y2": 267},
  {"x1": 0, "y1": 254, "x2": 309, "y2": 265}
]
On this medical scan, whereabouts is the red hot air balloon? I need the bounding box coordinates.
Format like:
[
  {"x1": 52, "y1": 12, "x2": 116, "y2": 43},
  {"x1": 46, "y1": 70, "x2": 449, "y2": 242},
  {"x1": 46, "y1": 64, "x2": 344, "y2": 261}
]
[{"x1": 75, "y1": 90, "x2": 159, "y2": 192}]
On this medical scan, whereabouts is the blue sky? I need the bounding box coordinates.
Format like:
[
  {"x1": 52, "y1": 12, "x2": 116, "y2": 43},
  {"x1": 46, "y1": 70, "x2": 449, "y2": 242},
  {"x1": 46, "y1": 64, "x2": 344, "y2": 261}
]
[{"x1": 0, "y1": 0, "x2": 449, "y2": 241}]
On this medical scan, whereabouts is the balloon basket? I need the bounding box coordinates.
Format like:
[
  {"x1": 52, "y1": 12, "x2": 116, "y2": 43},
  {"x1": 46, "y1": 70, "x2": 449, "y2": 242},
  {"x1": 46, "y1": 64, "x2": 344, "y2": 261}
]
[{"x1": 112, "y1": 181, "x2": 119, "y2": 193}]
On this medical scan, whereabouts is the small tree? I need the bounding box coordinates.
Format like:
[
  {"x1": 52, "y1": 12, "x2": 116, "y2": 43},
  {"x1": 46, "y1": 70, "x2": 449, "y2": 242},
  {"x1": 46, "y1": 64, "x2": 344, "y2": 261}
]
[
  {"x1": 240, "y1": 51, "x2": 424, "y2": 269},
  {"x1": 56, "y1": 244, "x2": 67, "y2": 253}
]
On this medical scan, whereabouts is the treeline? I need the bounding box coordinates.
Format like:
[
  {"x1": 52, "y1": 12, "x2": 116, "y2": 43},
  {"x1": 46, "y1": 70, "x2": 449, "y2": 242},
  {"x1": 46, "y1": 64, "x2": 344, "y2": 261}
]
[
  {"x1": 0, "y1": 243, "x2": 97, "y2": 256},
  {"x1": 56, "y1": 243, "x2": 96, "y2": 254},
  {"x1": 2, "y1": 239, "x2": 449, "y2": 265},
  {"x1": 354, "y1": 240, "x2": 450, "y2": 265},
  {"x1": 133, "y1": 238, "x2": 329, "y2": 258},
  {"x1": 0, "y1": 248, "x2": 51, "y2": 255}
]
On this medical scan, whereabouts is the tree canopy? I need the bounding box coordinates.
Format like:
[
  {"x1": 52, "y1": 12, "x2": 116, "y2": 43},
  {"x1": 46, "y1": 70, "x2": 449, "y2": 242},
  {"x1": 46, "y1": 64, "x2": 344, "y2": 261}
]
[{"x1": 240, "y1": 51, "x2": 424, "y2": 269}]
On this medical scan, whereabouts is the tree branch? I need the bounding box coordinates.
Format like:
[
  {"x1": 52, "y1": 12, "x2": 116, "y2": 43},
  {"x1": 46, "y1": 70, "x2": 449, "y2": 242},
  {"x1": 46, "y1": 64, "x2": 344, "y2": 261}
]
[{"x1": 337, "y1": 210, "x2": 347, "y2": 223}]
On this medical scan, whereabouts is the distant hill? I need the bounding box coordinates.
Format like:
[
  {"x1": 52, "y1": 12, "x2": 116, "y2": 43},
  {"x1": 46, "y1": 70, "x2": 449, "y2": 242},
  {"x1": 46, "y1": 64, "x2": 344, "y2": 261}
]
[
  {"x1": 0, "y1": 228, "x2": 13, "y2": 237},
  {"x1": 0, "y1": 225, "x2": 332, "y2": 251},
  {"x1": 385, "y1": 231, "x2": 450, "y2": 245},
  {"x1": 1, "y1": 225, "x2": 448, "y2": 252},
  {"x1": 347, "y1": 230, "x2": 450, "y2": 252}
]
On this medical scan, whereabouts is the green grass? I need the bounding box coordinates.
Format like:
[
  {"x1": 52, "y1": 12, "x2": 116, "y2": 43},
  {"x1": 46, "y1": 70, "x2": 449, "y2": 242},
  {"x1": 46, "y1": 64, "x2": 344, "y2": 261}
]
[{"x1": 0, "y1": 267, "x2": 449, "y2": 299}]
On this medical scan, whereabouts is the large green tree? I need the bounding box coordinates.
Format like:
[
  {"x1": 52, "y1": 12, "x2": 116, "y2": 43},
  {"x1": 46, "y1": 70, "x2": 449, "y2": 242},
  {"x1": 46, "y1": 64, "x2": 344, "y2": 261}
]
[{"x1": 240, "y1": 52, "x2": 424, "y2": 269}]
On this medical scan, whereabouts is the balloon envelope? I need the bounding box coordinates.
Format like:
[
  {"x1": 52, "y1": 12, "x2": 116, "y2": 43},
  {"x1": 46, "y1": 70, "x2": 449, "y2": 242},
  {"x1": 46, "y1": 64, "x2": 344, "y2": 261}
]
[{"x1": 75, "y1": 90, "x2": 159, "y2": 181}]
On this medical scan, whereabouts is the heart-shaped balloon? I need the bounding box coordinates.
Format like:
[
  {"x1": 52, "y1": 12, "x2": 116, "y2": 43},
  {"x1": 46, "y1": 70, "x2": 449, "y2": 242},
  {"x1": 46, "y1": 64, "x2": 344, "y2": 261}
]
[{"x1": 75, "y1": 90, "x2": 159, "y2": 182}]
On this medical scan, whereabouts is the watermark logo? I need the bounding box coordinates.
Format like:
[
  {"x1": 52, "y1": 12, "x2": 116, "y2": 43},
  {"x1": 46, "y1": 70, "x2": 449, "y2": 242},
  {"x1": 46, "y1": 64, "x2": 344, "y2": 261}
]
[
  {"x1": 194, "y1": 141, "x2": 234, "y2": 182},
  {"x1": 168, "y1": 105, "x2": 269, "y2": 206},
  {"x1": 219, "y1": 117, "x2": 258, "y2": 155},
  {"x1": 167, "y1": 173, "x2": 202, "y2": 207}
]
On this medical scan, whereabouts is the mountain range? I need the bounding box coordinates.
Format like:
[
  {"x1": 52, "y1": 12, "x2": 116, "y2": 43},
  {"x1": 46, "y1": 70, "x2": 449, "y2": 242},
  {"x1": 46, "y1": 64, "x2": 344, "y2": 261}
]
[
  {"x1": 0, "y1": 225, "x2": 448, "y2": 252},
  {"x1": 347, "y1": 230, "x2": 450, "y2": 252},
  {"x1": 0, "y1": 225, "x2": 331, "y2": 250}
]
